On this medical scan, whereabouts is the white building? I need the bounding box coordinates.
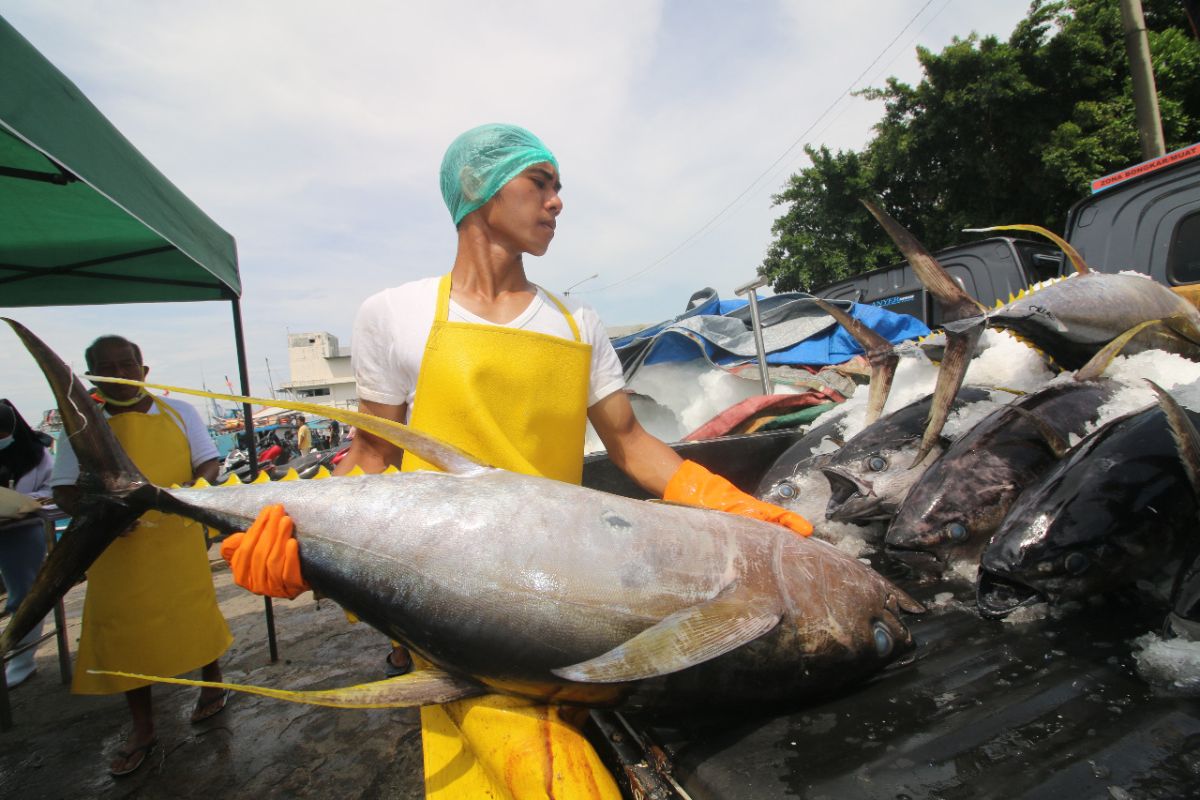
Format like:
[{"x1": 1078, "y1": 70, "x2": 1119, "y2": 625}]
[{"x1": 280, "y1": 332, "x2": 358, "y2": 410}]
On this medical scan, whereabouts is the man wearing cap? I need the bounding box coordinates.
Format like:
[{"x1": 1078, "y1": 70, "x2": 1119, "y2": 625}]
[{"x1": 223, "y1": 124, "x2": 812, "y2": 799}]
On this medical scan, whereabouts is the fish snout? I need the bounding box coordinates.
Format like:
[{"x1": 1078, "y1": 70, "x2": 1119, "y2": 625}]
[
  {"x1": 976, "y1": 570, "x2": 1045, "y2": 619},
  {"x1": 883, "y1": 544, "x2": 946, "y2": 576}
]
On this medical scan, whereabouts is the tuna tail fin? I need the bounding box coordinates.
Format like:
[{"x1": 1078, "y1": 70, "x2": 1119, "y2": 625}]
[
  {"x1": 808, "y1": 297, "x2": 897, "y2": 426},
  {"x1": 86, "y1": 668, "x2": 487, "y2": 708},
  {"x1": 858, "y1": 201, "x2": 990, "y2": 465},
  {"x1": 0, "y1": 319, "x2": 154, "y2": 657}
]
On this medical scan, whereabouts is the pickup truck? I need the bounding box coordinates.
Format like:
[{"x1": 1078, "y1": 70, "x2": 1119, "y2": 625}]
[
  {"x1": 815, "y1": 142, "x2": 1200, "y2": 321},
  {"x1": 581, "y1": 145, "x2": 1200, "y2": 799},
  {"x1": 814, "y1": 237, "x2": 1063, "y2": 326}
]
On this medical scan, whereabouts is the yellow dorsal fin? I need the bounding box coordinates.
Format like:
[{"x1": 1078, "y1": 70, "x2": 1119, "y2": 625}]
[
  {"x1": 221, "y1": 474, "x2": 242, "y2": 487},
  {"x1": 964, "y1": 224, "x2": 1091, "y2": 275},
  {"x1": 252, "y1": 471, "x2": 271, "y2": 484},
  {"x1": 313, "y1": 466, "x2": 332, "y2": 480},
  {"x1": 193, "y1": 478, "x2": 211, "y2": 489},
  {"x1": 280, "y1": 468, "x2": 301, "y2": 482}
]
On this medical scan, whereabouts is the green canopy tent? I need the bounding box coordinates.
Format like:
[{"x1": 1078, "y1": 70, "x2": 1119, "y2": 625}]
[{"x1": 0, "y1": 15, "x2": 278, "y2": 719}]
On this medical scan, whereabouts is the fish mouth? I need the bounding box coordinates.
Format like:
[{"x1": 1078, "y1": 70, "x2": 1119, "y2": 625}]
[
  {"x1": 976, "y1": 571, "x2": 1045, "y2": 619},
  {"x1": 883, "y1": 545, "x2": 945, "y2": 575},
  {"x1": 822, "y1": 468, "x2": 875, "y2": 520}
]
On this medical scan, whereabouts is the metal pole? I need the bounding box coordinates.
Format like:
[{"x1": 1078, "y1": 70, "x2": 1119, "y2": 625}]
[
  {"x1": 734, "y1": 277, "x2": 773, "y2": 395},
  {"x1": 1120, "y1": 0, "x2": 1166, "y2": 159},
  {"x1": 231, "y1": 298, "x2": 279, "y2": 663}
]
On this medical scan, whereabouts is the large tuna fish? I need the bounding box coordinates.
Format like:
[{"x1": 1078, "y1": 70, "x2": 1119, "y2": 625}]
[
  {"x1": 1, "y1": 319, "x2": 923, "y2": 710},
  {"x1": 985, "y1": 272, "x2": 1200, "y2": 370},
  {"x1": 976, "y1": 401, "x2": 1200, "y2": 619},
  {"x1": 886, "y1": 380, "x2": 1117, "y2": 576}
]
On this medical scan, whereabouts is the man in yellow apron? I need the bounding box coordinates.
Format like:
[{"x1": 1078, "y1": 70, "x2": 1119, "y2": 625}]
[
  {"x1": 223, "y1": 124, "x2": 812, "y2": 798},
  {"x1": 51, "y1": 336, "x2": 233, "y2": 777}
]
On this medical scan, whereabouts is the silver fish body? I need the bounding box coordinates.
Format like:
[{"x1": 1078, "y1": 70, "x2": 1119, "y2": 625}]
[
  {"x1": 991, "y1": 273, "x2": 1200, "y2": 369},
  {"x1": 170, "y1": 468, "x2": 921, "y2": 708}
]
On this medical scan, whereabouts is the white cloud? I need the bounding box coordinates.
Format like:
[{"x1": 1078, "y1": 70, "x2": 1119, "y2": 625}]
[{"x1": 1, "y1": 0, "x2": 1035, "y2": 422}]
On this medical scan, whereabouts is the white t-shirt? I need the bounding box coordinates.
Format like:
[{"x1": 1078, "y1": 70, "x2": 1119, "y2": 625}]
[
  {"x1": 352, "y1": 276, "x2": 626, "y2": 416},
  {"x1": 50, "y1": 396, "x2": 220, "y2": 487}
]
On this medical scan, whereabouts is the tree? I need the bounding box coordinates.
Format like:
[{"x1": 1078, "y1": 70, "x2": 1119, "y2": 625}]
[{"x1": 762, "y1": 0, "x2": 1200, "y2": 291}]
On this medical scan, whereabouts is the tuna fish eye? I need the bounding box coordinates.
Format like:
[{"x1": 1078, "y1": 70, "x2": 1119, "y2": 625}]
[
  {"x1": 872, "y1": 622, "x2": 894, "y2": 657},
  {"x1": 1064, "y1": 552, "x2": 1090, "y2": 575},
  {"x1": 866, "y1": 455, "x2": 888, "y2": 472},
  {"x1": 776, "y1": 482, "x2": 798, "y2": 500},
  {"x1": 947, "y1": 522, "x2": 968, "y2": 542}
]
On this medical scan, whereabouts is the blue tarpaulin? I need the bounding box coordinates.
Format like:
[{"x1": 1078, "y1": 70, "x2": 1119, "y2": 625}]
[{"x1": 612, "y1": 291, "x2": 929, "y2": 376}]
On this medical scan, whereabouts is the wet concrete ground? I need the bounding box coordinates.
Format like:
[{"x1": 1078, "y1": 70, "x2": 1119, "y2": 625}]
[{"x1": 0, "y1": 557, "x2": 425, "y2": 800}]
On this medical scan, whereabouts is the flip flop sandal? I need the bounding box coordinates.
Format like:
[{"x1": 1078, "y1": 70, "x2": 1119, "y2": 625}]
[
  {"x1": 190, "y1": 688, "x2": 229, "y2": 724},
  {"x1": 109, "y1": 738, "x2": 158, "y2": 778}
]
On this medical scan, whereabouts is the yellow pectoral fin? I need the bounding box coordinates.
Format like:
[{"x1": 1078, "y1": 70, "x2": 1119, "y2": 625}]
[
  {"x1": 87, "y1": 668, "x2": 487, "y2": 709},
  {"x1": 79, "y1": 375, "x2": 490, "y2": 476},
  {"x1": 552, "y1": 582, "x2": 782, "y2": 683}
]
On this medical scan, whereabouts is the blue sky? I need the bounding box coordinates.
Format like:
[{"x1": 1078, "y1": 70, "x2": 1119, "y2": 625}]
[{"x1": 1, "y1": 0, "x2": 1036, "y2": 423}]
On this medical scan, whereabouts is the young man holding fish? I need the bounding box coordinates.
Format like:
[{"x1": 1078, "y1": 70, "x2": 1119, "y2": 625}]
[
  {"x1": 51, "y1": 337, "x2": 232, "y2": 777},
  {"x1": 225, "y1": 123, "x2": 813, "y2": 798}
]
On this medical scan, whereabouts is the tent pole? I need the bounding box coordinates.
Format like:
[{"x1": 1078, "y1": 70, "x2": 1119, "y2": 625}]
[{"x1": 231, "y1": 298, "x2": 279, "y2": 664}]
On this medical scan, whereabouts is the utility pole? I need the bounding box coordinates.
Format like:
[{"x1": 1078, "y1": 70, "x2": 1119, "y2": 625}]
[{"x1": 1120, "y1": 0, "x2": 1166, "y2": 159}]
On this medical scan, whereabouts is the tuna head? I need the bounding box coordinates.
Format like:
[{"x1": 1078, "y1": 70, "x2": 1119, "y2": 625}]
[
  {"x1": 822, "y1": 443, "x2": 941, "y2": 524},
  {"x1": 975, "y1": 505, "x2": 1135, "y2": 619},
  {"x1": 977, "y1": 405, "x2": 1200, "y2": 619},
  {"x1": 885, "y1": 451, "x2": 1018, "y2": 577},
  {"x1": 643, "y1": 533, "x2": 925, "y2": 707},
  {"x1": 820, "y1": 387, "x2": 992, "y2": 525},
  {"x1": 884, "y1": 381, "x2": 1116, "y2": 576}
]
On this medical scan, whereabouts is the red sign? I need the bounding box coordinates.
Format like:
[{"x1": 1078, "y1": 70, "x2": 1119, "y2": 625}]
[{"x1": 1091, "y1": 142, "x2": 1200, "y2": 193}]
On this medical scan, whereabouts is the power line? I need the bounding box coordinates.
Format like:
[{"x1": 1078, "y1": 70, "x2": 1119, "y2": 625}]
[{"x1": 585, "y1": 0, "x2": 947, "y2": 295}]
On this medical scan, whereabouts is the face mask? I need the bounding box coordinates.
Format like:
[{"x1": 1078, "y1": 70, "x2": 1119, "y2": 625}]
[{"x1": 0, "y1": 435, "x2": 13, "y2": 450}]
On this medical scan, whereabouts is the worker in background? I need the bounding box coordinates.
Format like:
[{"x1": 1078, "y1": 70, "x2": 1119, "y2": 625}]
[
  {"x1": 221, "y1": 123, "x2": 812, "y2": 799},
  {"x1": 52, "y1": 336, "x2": 231, "y2": 778},
  {"x1": 296, "y1": 416, "x2": 313, "y2": 453}
]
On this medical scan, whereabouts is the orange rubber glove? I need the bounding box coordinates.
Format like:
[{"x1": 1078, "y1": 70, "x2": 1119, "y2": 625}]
[
  {"x1": 220, "y1": 504, "x2": 310, "y2": 599},
  {"x1": 663, "y1": 460, "x2": 813, "y2": 537}
]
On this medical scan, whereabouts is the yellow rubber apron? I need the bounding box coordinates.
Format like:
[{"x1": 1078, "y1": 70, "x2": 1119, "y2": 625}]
[
  {"x1": 72, "y1": 396, "x2": 232, "y2": 695},
  {"x1": 405, "y1": 274, "x2": 619, "y2": 799}
]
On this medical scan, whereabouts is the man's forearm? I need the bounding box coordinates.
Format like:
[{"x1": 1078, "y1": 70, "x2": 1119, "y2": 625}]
[{"x1": 604, "y1": 427, "x2": 683, "y2": 497}]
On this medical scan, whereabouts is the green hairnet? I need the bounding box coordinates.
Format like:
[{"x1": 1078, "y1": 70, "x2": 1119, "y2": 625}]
[{"x1": 440, "y1": 124, "x2": 558, "y2": 225}]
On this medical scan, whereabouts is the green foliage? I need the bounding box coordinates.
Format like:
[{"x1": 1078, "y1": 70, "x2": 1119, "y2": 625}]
[{"x1": 764, "y1": 0, "x2": 1200, "y2": 291}]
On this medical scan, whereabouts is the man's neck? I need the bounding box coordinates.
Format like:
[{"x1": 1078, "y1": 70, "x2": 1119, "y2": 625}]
[
  {"x1": 104, "y1": 394, "x2": 154, "y2": 416},
  {"x1": 449, "y1": 227, "x2": 536, "y2": 323}
]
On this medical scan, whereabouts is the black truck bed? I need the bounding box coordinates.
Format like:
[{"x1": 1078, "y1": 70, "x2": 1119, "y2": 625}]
[
  {"x1": 627, "y1": 576, "x2": 1200, "y2": 800},
  {"x1": 582, "y1": 436, "x2": 1200, "y2": 799}
]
